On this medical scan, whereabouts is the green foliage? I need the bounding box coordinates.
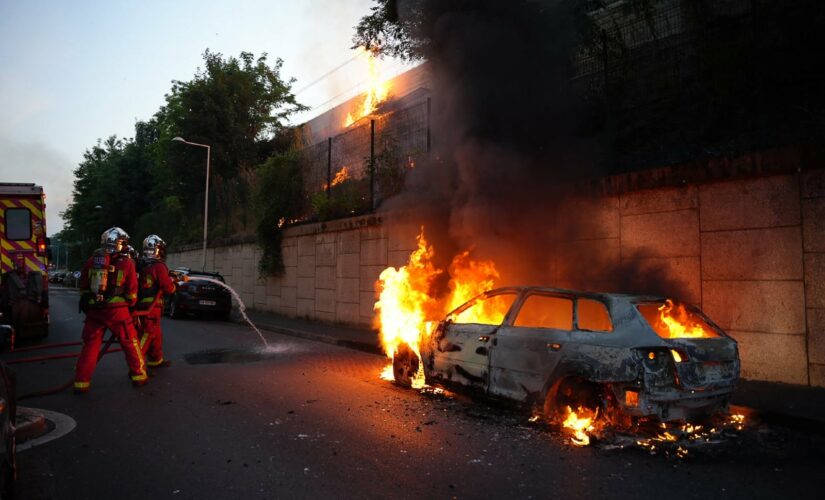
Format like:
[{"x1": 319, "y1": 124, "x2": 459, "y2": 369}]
[
  {"x1": 373, "y1": 138, "x2": 407, "y2": 199},
  {"x1": 62, "y1": 50, "x2": 307, "y2": 267},
  {"x1": 254, "y1": 152, "x2": 305, "y2": 275},
  {"x1": 310, "y1": 179, "x2": 367, "y2": 222}
]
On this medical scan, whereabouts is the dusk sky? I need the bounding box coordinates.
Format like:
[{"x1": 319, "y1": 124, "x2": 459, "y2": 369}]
[{"x1": 0, "y1": 0, "x2": 412, "y2": 234}]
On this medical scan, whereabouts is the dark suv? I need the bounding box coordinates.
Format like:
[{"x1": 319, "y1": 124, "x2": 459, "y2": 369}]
[{"x1": 165, "y1": 268, "x2": 232, "y2": 320}]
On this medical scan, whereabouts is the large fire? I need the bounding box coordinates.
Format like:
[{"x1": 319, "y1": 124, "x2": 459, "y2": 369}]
[
  {"x1": 373, "y1": 229, "x2": 500, "y2": 389},
  {"x1": 374, "y1": 230, "x2": 742, "y2": 452},
  {"x1": 344, "y1": 47, "x2": 390, "y2": 127}
]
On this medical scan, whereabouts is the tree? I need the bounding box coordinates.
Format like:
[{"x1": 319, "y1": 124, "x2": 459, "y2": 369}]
[
  {"x1": 254, "y1": 150, "x2": 305, "y2": 275},
  {"x1": 158, "y1": 50, "x2": 308, "y2": 237},
  {"x1": 63, "y1": 49, "x2": 308, "y2": 255}
]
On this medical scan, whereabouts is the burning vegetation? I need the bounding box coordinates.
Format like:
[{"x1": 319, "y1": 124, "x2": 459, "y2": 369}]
[{"x1": 344, "y1": 47, "x2": 390, "y2": 127}]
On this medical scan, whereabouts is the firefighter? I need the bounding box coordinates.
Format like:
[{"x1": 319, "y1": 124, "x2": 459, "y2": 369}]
[
  {"x1": 135, "y1": 235, "x2": 176, "y2": 369},
  {"x1": 74, "y1": 227, "x2": 148, "y2": 393}
]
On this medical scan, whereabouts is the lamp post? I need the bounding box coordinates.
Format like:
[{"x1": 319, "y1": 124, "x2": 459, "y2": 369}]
[{"x1": 172, "y1": 136, "x2": 211, "y2": 270}]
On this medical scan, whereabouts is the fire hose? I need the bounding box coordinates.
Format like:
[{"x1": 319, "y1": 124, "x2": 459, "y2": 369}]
[{"x1": 12, "y1": 310, "x2": 151, "y2": 400}]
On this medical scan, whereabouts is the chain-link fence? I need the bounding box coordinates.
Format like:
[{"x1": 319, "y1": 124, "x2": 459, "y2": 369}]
[
  {"x1": 571, "y1": 0, "x2": 825, "y2": 170},
  {"x1": 296, "y1": 98, "x2": 430, "y2": 220}
]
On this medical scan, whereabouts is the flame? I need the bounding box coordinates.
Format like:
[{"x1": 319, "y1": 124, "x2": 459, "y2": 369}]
[
  {"x1": 445, "y1": 251, "x2": 500, "y2": 313},
  {"x1": 374, "y1": 229, "x2": 442, "y2": 385},
  {"x1": 344, "y1": 47, "x2": 390, "y2": 127},
  {"x1": 562, "y1": 406, "x2": 597, "y2": 446},
  {"x1": 331, "y1": 166, "x2": 351, "y2": 187},
  {"x1": 321, "y1": 166, "x2": 353, "y2": 191},
  {"x1": 634, "y1": 413, "x2": 746, "y2": 457},
  {"x1": 656, "y1": 299, "x2": 718, "y2": 339},
  {"x1": 374, "y1": 228, "x2": 503, "y2": 388}
]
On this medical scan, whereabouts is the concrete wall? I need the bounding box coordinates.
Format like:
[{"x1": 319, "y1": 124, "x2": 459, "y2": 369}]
[
  {"x1": 168, "y1": 169, "x2": 825, "y2": 388},
  {"x1": 167, "y1": 215, "x2": 421, "y2": 332}
]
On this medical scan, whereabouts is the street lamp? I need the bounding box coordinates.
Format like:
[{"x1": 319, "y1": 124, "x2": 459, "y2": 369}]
[{"x1": 172, "y1": 136, "x2": 211, "y2": 271}]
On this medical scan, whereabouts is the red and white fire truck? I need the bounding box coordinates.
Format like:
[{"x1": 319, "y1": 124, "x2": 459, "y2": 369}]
[{"x1": 0, "y1": 183, "x2": 49, "y2": 338}]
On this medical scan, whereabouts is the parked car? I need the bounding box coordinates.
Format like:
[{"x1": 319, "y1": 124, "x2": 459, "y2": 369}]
[
  {"x1": 0, "y1": 324, "x2": 17, "y2": 498},
  {"x1": 165, "y1": 268, "x2": 232, "y2": 320},
  {"x1": 393, "y1": 286, "x2": 740, "y2": 423},
  {"x1": 62, "y1": 270, "x2": 81, "y2": 288},
  {"x1": 47, "y1": 270, "x2": 65, "y2": 283}
]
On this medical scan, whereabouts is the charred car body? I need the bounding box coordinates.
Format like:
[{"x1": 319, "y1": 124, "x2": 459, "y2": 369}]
[{"x1": 394, "y1": 287, "x2": 740, "y2": 422}]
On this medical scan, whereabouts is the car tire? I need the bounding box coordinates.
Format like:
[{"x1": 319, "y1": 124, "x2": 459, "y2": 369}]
[
  {"x1": 544, "y1": 377, "x2": 603, "y2": 423},
  {"x1": 392, "y1": 344, "x2": 420, "y2": 387},
  {"x1": 168, "y1": 299, "x2": 182, "y2": 320}
]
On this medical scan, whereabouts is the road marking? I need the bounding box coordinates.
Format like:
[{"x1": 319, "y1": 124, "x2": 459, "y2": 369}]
[{"x1": 16, "y1": 407, "x2": 76, "y2": 452}]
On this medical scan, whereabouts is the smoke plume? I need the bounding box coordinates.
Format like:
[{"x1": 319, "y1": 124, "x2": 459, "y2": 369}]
[{"x1": 385, "y1": 0, "x2": 686, "y2": 299}]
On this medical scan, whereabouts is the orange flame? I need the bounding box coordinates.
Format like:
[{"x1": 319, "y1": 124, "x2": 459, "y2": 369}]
[
  {"x1": 344, "y1": 47, "x2": 390, "y2": 127},
  {"x1": 445, "y1": 251, "x2": 502, "y2": 323},
  {"x1": 331, "y1": 166, "x2": 351, "y2": 187},
  {"x1": 321, "y1": 166, "x2": 353, "y2": 191},
  {"x1": 374, "y1": 229, "x2": 441, "y2": 386},
  {"x1": 656, "y1": 299, "x2": 719, "y2": 339},
  {"x1": 374, "y1": 228, "x2": 503, "y2": 387},
  {"x1": 562, "y1": 406, "x2": 597, "y2": 446}
]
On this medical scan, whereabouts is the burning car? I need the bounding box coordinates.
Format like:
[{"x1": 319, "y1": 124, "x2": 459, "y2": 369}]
[{"x1": 391, "y1": 286, "x2": 740, "y2": 423}]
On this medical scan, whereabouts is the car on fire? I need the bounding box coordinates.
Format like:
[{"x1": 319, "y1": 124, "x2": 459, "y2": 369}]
[
  {"x1": 165, "y1": 268, "x2": 232, "y2": 320},
  {"x1": 392, "y1": 287, "x2": 740, "y2": 423}
]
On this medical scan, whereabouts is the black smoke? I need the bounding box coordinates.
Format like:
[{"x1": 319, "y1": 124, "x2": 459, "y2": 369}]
[{"x1": 384, "y1": 0, "x2": 686, "y2": 299}]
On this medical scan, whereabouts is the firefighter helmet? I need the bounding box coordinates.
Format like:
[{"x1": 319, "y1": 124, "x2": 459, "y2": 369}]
[
  {"x1": 100, "y1": 227, "x2": 129, "y2": 255},
  {"x1": 142, "y1": 234, "x2": 167, "y2": 261}
]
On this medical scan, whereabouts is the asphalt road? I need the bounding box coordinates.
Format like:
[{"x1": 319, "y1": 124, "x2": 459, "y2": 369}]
[{"x1": 5, "y1": 288, "x2": 824, "y2": 499}]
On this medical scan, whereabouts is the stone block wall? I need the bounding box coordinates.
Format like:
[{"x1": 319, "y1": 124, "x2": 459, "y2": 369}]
[
  {"x1": 168, "y1": 169, "x2": 825, "y2": 388},
  {"x1": 167, "y1": 214, "x2": 421, "y2": 332}
]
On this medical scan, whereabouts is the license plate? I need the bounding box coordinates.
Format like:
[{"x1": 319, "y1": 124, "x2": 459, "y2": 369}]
[
  {"x1": 703, "y1": 362, "x2": 730, "y2": 379},
  {"x1": 198, "y1": 300, "x2": 216, "y2": 306}
]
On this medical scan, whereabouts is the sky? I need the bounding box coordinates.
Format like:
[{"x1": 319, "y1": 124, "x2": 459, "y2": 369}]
[{"x1": 0, "y1": 0, "x2": 412, "y2": 235}]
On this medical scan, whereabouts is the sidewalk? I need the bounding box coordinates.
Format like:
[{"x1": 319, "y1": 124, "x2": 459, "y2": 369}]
[{"x1": 245, "y1": 309, "x2": 825, "y2": 427}]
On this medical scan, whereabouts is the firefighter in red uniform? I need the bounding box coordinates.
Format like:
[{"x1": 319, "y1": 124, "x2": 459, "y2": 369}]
[
  {"x1": 136, "y1": 235, "x2": 176, "y2": 368},
  {"x1": 74, "y1": 227, "x2": 148, "y2": 393}
]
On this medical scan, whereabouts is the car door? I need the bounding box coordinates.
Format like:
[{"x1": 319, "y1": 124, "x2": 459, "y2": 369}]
[
  {"x1": 488, "y1": 292, "x2": 575, "y2": 403},
  {"x1": 431, "y1": 291, "x2": 518, "y2": 392}
]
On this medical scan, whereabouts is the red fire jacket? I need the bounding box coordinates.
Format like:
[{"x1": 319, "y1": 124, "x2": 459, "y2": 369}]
[{"x1": 136, "y1": 260, "x2": 176, "y2": 311}]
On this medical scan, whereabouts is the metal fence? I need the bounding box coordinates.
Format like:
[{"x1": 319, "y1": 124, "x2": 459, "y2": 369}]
[
  {"x1": 571, "y1": 0, "x2": 825, "y2": 169},
  {"x1": 297, "y1": 98, "x2": 430, "y2": 220}
]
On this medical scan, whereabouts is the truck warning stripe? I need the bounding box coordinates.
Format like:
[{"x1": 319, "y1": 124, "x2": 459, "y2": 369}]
[
  {"x1": 2, "y1": 197, "x2": 44, "y2": 219},
  {"x1": 20, "y1": 199, "x2": 43, "y2": 219}
]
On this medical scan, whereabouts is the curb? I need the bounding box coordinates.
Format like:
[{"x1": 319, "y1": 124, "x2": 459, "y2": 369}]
[
  {"x1": 255, "y1": 322, "x2": 384, "y2": 356},
  {"x1": 15, "y1": 407, "x2": 49, "y2": 444}
]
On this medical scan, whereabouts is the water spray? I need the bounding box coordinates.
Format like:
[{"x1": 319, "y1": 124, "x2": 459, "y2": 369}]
[{"x1": 188, "y1": 276, "x2": 269, "y2": 348}]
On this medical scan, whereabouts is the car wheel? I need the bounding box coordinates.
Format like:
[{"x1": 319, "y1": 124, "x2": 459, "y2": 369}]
[
  {"x1": 544, "y1": 377, "x2": 603, "y2": 423},
  {"x1": 392, "y1": 344, "x2": 420, "y2": 387},
  {"x1": 168, "y1": 299, "x2": 182, "y2": 320}
]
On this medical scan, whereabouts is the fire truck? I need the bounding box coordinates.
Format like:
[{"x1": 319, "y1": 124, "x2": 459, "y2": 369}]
[{"x1": 0, "y1": 183, "x2": 49, "y2": 338}]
